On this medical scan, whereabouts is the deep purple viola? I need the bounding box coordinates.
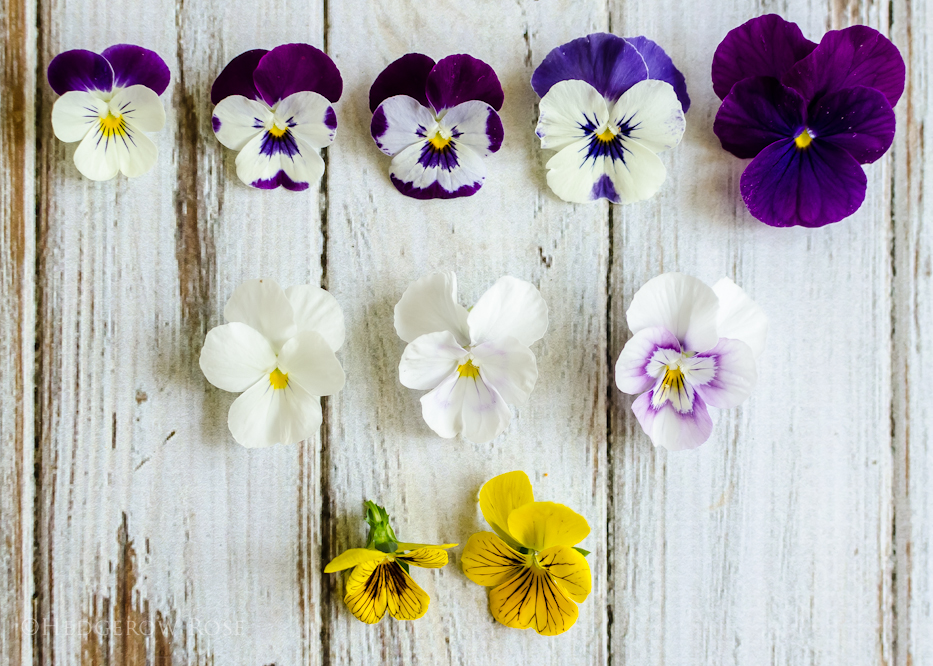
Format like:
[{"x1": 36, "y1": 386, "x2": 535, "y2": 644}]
[
  {"x1": 48, "y1": 45, "x2": 170, "y2": 180},
  {"x1": 210, "y1": 44, "x2": 342, "y2": 192},
  {"x1": 369, "y1": 54, "x2": 504, "y2": 200},
  {"x1": 712, "y1": 15, "x2": 905, "y2": 228},
  {"x1": 532, "y1": 34, "x2": 690, "y2": 204}
]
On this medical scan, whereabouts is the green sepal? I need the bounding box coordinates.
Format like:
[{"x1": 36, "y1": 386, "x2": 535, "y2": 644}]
[
  {"x1": 397, "y1": 559, "x2": 410, "y2": 574},
  {"x1": 573, "y1": 547, "x2": 590, "y2": 557},
  {"x1": 364, "y1": 500, "x2": 400, "y2": 550}
]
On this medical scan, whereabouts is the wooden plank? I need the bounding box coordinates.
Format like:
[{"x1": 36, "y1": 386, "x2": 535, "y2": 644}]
[
  {"x1": 323, "y1": 1, "x2": 610, "y2": 663},
  {"x1": 0, "y1": 0, "x2": 36, "y2": 662},
  {"x1": 34, "y1": 0, "x2": 327, "y2": 663},
  {"x1": 607, "y1": 2, "x2": 896, "y2": 664}
]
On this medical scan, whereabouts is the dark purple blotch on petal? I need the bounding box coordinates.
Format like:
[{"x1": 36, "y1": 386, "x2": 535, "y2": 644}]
[
  {"x1": 711, "y1": 14, "x2": 817, "y2": 100},
  {"x1": 101, "y1": 44, "x2": 170, "y2": 95},
  {"x1": 531, "y1": 33, "x2": 647, "y2": 102},
  {"x1": 418, "y1": 143, "x2": 460, "y2": 170},
  {"x1": 324, "y1": 106, "x2": 337, "y2": 130},
  {"x1": 391, "y1": 174, "x2": 483, "y2": 200},
  {"x1": 211, "y1": 49, "x2": 268, "y2": 104},
  {"x1": 259, "y1": 130, "x2": 301, "y2": 157},
  {"x1": 713, "y1": 76, "x2": 807, "y2": 158},
  {"x1": 253, "y1": 43, "x2": 343, "y2": 106},
  {"x1": 808, "y1": 85, "x2": 895, "y2": 164},
  {"x1": 369, "y1": 53, "x2": 435, "y2": 112},
  {"x1": 252, "y1": 170, "x2": 310, "y2": 191},
  {"x1": 485, "y1": 108, "x2": 504, "y2": 153},
  {"x1": 211, "y1": 115, "x2": 222, "y2": 132},
  {"x1": 425, "y1": 54, "x2": 504, "y2": 114},
  {"x1": 625, "y1": 36, "x2": 690, "y2": 112},
  {"x1": 591, "y1": 175, "x2": 621, "y2": 203},
  {"x1": 370, "y1": 106, "x2": 389, "y2": 146},
  {"x1": 47, "y1": 49, "x2": 114, "y2": 95}
]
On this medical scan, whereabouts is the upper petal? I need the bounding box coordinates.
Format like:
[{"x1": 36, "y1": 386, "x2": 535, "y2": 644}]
[
  {"x1": 691, "y1": 338, "x2": 758, "y2": 409},
  {"x1": 370, "y1": 95, "x2": 437, "y2": 156},
  {"x1": 610, "y1": 79, "x2": 685, "y2": 153},
  {"x1": 210, "y1": 49, "x2": 267, "y2": 104},
  {"x1": 47, "y1": 49, "x2": 114, "y2": 95},
  {"x1": 507, "y1": 501, "x2": 590, "y2": 551},
  {"x1": 343, "y1": 560, "x2": 388, "y2": 624},
  {"x1": 253, "y1": 43, "x2": 343, "y2": 106},
  {"x1": 199, "y1": 322, "x2": 277, "y2": 392},
  {"x1": 398, "y1": 331, "x2": 467, "y2": 391},
  {"x1": 808, "y1": 86, "x2": 895, "y2": 164},
  {"x1": 51, "y1": 91, "x2": 108, "y2": 143},
  {"x1": 274, "y1": 91, "x2": 337, "y2": 151},
  {"x1": 101, "y1": 44, "x2": 170, "y2": 95},
  {"x1": 471, "y1": 336, "x2": 538, "y2": 406},
  {"x1": 383, "y1": 561, "x2": 431, "y2": 621},
  {"x1": 467, "y1": 276, "x2": 548, "y2": 347},
  {"x1": 211, "y1": 95, "x2": 270, "y2": 151},
  {"x1": 425, "y1": 54, "x2": 504, "y2": 114},
  {"x1": 440, "y1": 101, "x2": 503, "y2": 157},
  {"x1": 626, "y1": 273, "x2": 720, "y2": 353},
  {"x1": 712, "y1": 277, "x2": 768, "y2": 359},
  {"x1": 537, "y1": 544, "x2": 592, "y2": 603},
  {"x1": 713, "y1": 76, "x2": 807, "y2": 159},
  {"x1": 395, "y1": 547, "x2": 449, "y2": 569},
  {"x1": 394, "y1": 272, "x2": 470, "y2": 346},
  {"x1": 223, "y1": 279, "x2": 297, "y2": 353},
  {"x1": 368, "y1": 53, "x2": 435, "y2": 111},
  {"x1": 110, "y1": 84, "x2": 166, "y2": 133},
  {"x1": 536, "y1": 79, "x2": 610, "y2": 152},
  {"x1": 489, "y1": 566, "x2": 580, "y2": 636},
  {"x1": 624, "y1": 36, "x2": 690, "y2": 112},
  {"x1": 614, "y1": 326, "x2": 683, "y2": 395},
  {"x1": 461, "y1": 532, "x2": 527, "y2": 587},
  {"x1": 227, "y1": 375, "x2": 323, "y2": 447},
  {"x1": 276, "y1": 331, "x2": 346, "y2": 397},
  {"x1": 479, "y1": 470, "x2": 535, "y2": 550},
  {"x1": 631, "y1": 390, "x2": 713, "y2": 451},
  {"x1": 285, "y1": 285, "x2": 345, "y2": 351},
  {"x1": 324, "y1": 548, "x2": 386, "y2": 573}
]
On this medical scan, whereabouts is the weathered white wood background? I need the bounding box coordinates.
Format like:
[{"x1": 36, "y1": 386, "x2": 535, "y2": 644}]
[{"x1": 1, "y1": 0, "x2": 931, "y2": 663}]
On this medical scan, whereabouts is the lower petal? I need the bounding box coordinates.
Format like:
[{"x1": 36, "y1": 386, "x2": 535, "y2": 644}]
[
  {"x1": 460, "y1": 376, "x2": 512, "y2": 443},
  {"x1": 631, "y1": 390, "x2": 713, "y2": 451},
  {"x1": 199, "y1": 322, "x2": 277, "y2": 392},
  {"x1": 461, "y1": 532, "x2": 527, "y2": 587},
  {"x1": 537, "y1": 545, "x2": 592, "y2": 603},
  {"x1": 212, "y1": 95, "x2": 270, "y2": 151},
  {"x1": 535, "y1": 79, "x2": 609, "y2": 152},
  {"x1": 614, "y1": 327, "x2": 682, "y2": 395},
  {"x1": 276, "y1": 331, "x2": 346, "y2": 397},
  {"x1": 389, "y1": 140, "x2": 486, "y2": 200},
  {"x1": 344, "y1": 560, "x2": 388, "y2": 624},
  {"x1": 383, "y1": 562, "x2": 431, "y2": 621},
  {"x1": 471, "y1": 336, "x2": 538, "y2": 406},
  {"x1": 235, "y1": 131, "x2": 324, "y2": 191},
  {"x1": 610, "y1": 79, "x2": 685, "y2": 153},
  {"x1": 227, "y1": 377, "x2": 323, "y2": 447},
  {"x1": 692, "y1": 338, "x2": 757, "y2": 408},
  {"x1": 274, "y1": 91, "x2": 337, "y2": 150},
  {"x1": 370, "y1": 95, "x2": 437, "y2": 156},
  {"x1": 488, "y1": 567, "x2": 579, "y2": 636},
  {"x1": 72, "y1": 121, "x2": 156, "y2": 181},
  {"x1": 420, "y1": 372, "x2": 467, "y2": 438},
  {"x1": 51, "y1": 91, "x2": 108, "y2": 142},
  {"x1": 110, "y1": 84, "x2": 166, "y2": 133}
]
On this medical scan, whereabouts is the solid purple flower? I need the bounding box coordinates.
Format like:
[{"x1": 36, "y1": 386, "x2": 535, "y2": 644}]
[{"x1": 369, "y1": 54, "x2": 504, "y2": 200}]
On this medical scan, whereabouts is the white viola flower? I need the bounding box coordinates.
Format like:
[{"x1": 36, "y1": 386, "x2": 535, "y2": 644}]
[
  {"x1": 615, "y1": 273, "x2": 768, "y2": 451},
  {"x1": 395, "y1": 272, "x2": 548, "y2": 444},
  {"x1": 199, "y1": 279, "x2": 346, "y2": 447}
]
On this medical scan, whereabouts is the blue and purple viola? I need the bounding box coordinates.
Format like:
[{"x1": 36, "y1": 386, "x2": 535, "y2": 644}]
[
  {"x1": 712, "y1": 15, "x2": 905, "y2": 227},
  {"x1": 210, "y1": 44, "x2": 342, "y2": 191},
  {"x1": 369, "y1": 54, "x2": 504, "y2": 199},
  {"x1": 532, "y1": 34, "x2": 690, "y2": 204},
  {"x1": 48, "y1": 45, "x2": 170, "y2": 180}
]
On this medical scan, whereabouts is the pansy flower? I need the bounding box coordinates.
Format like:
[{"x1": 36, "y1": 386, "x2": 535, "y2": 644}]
[
  {"x1": 324, "y1": 501, "x2": 455, "y2": 624},
  {"x1": 210, "y1": 44, "x2": 342, "y2": 191},
  {"x1": 712, "y1": 15, "x2": 905, "y2": 227},
  {"x1": 532, "y1": 34, "x2": 690, "y2": 204},
  {"x1": 395, "y1": 272, "x2": 547, "y2": 443},
  {"x1": 369, "y1": 54, "x2": 504, "y2": 199},
  {"x1": 48, "y1": 45, "x2": 169, "y2": 180},
  {"x1": 461, "y1": 471, "x2": 592, "y2": 636},
  {"x1": 614, "y1": 273, "x2": 768, "y2": 451},
  {"x1": 199, "y1": 278, "x2": 345, "y2": 447}
]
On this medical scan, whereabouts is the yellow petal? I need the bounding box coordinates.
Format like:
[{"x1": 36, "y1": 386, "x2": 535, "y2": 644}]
[
  {"x1": 397, "y1": 548, "x2": 449, "y2": 569},
  {"x1": 343, "y1": 560, "x2": 388, "y2": 624},
  {"x1": 488, "y1": 566, "x2": 580, "y2": 636},
  {"x1": 394, "y1": 542, "x2": 458, "y2": 551},
  {"x1": 384, "y1": 561, "x2": 431, "y2": 620},
  {"x1": 324, "y1": 548, "x2": 386, "y2": 573},
  {"x1": 507, "y1": 501, "x2": 590, "y2": 551},
  {"x1": 537, "y1": 545, "x2": 592, "y2": 603},
  {"x1": 479, "y1": 471, "x2": 535, "y2": 550},
  {"x1": 461, "y1": 532, "x2": 528, "y2": 587}
]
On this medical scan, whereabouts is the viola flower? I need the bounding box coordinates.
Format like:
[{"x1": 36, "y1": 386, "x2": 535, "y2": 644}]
[
  {"x1": 461, "y1": 471, "x2": 592, "y2": 636},
  {"x1": 48, "y1": 45, "x2": 169, "y2": 180},
  {"x1": 712, "y1": 15, "x2": 905, "y2": 227},
  {"x1": 395, "y1": 272, "x2": 548, "y2": 443},
  {"x1": 369, "y1": 53, "x2": 504, "y2": 199},
  {"x1": 614, "y1": 273, "x2": 768, "y2": 451},
  {"x1": 199, "y1": 278, "x2": 345, "y2": 447},
  {"x1": 532, "y1": 34, "x2": 690, "y2": 204},
  {"x1": 210, "y1": 44, "x2": 342, "y2": 191},
  {"x1": 324, "y1": 501, "x2": 456, "y2": 624}
]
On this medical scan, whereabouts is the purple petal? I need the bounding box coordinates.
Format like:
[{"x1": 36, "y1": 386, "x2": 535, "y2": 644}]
[
  {"x1": 391, "y1": 175, "x2": 482, "y2": 200},
  {"x1": 425, "y1": 54, "x2": 504, "y2": 114},
  {"x1": 47, "y1": 49, "x2": 114, "y2": 95},
  {"x1": 625, "y1": 36, "x2": 690, "y2": 112},
  {"x1": 632, "y1": 391, "x2": 714, "y2": 451},
  {"x1": 100, "y1": 44, "x2": 170, "y2": 95},
  {"x1": 253, "y1": 44, "x2": 343, "y2": 106},
  {"x1": 531, "y1": 33, "x2": 647, "y2": 102},
  {"x1": 711, "y1": 14, "x2": 817, "y2": 100},
  {"x1": 782, "y1": 25, "x2": 905, "y2": 107},
  {"x1": 211, "y1": 49, "x2": 267, "y2": 104},
  {"x1": 740, "y1": 138, "x2": 867, "y2": 228},
  {"x1": 713, "y1": 76, "x2": 806, "y2": 158},
  {"x1": 692, "y1": 338, "x2": 757, "y2": 409},
  {"x1": 809, "y1": 85, "x2": 895, "y2": 164},
  {"x1": 251, "y1": 170, "x2": 310, "y2": 191},
  {"x1": 369, "y1": 53, "x2": 435, "y2": 112}
]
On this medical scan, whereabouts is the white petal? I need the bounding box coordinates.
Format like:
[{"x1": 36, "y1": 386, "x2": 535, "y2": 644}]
[
  {"x1": 212, "y1": 95, "x2": 270, "y2": 151},
  {"x1": 51, "y1": 91, "x2": 107, "y2": 142},
  {"x1": 389, "y1": 139, "x2": 486, "y2": 198},
  {"x1": 72, "y1": 120, "x2": 157, "y2": 180},
  {"x1": 399, "y1": 331, "x2": 468, "y2": 390},
  {"x1": 610, "y1": 79, "x2": 685, "y2": 153},
  {"x1": 712, "y1": 277, "x2": 768, "y2": 358},
  {"x1": 536, "y1": 79, "x2": 610, "y2": 152},
  {"x1": 614, "y1": 327, "x2": 682, "y2": 395},
  {"x1": 371, "y1": 95, "x2": 437, "y2": 156},
  {"x1": 441, "y1": 100, "x2": 501, "y2": 157},
  {"x1": 467, "y1": 276, "x2": 548, "y2": 347},
  {"x1": 394, "y1": 272, "x2": 470, "y2": 346},
  {"x1": 471, "y1": 336, "x2": 537, "y2": 405},
  {"x1": 275, "y1": 331, "x2": 345, "y2": 397},
  {"x1": 420, "y1": 372, "x2": 466, "y2": 438},
  {"x1": 632, "y1": 391, "x2": 713, "y2": 451},
  {"x1": 274, "y1": 91, "x2": 336, "y2": 150},
  {"x1": 223, "y1": 279, "x2": 297, "y2": 354},
  {"x1": 460, "y1": 376, "x2": 512, "y2": 443},
  {"x1": 626, "y1": 273, "x2": 720, "y2": 353},
  {"x1": 227, "y1": 377, "x2": 323, "y2": 448},
  {"x1": 285, "y1": 285, "x2": 345, "y2": 351},
  {"x1": 199, "y1": 322, "x2": 277, "y2": 392},
  {"x1": 691, "y1": 338, "x2": 757, "y2": 408},
  {"x1": 110, "y1": 84, "x2": 165, "y2": 133},
  {"x1": 235, "y1": 130, "x2": 324, "y2": 191}
]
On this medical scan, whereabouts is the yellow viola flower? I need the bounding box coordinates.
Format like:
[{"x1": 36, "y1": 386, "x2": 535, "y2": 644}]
[
  {"x1": 461, "y1": 471, "x2": 592, "y2": 636},
  {"x1": 324, "y1": 501, "x2": 456, "y2": 624}
]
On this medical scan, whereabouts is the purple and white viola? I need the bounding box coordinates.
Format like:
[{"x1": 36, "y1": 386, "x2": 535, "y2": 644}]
[
  {"x1": 532, "y1": 34, "x2": 690, "y2": 204},
  {"x1": 48, "y1": 45, "x2": 169, "y2": 180},
  {"x1": 712, "y1": 15, "x2": 905, "y2": 227},
  {"x1": 210, "y1": 44, "x2": 342, "y2": 191},
  {"x1": 615, "y1": 273, "x2": 767, "y2": 451},
  {"x1": 369, "y1": 54, "x2": 504, "y2": 199}
]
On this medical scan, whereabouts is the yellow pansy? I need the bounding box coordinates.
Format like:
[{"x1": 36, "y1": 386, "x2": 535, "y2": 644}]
[
  {"x1": 324, "y1": 501, "x2": 456, "y2": 624},
  {"x1": 461, "y1": 471, "x2": 592, "y2": 636}
]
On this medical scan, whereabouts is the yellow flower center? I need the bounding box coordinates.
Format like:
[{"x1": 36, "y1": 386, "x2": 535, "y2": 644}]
[
  {"x1": 99, "y1": 112, "x2": 126, "y2": 138},
  {"x1": 595, "y1": 127, "x2": 616, "y2": 143},
  {"x1": 429, "y1": 132, "x2": 452, "y2": 150},
  {"x1": 655, "y1": 364, "x2": 685, "y2": 404},
  {"x1": 268, "y1": 124, "x2": 288, "y2": 138},
  {"x1": 794, "y1": 129, "x2": 813, "y2": 149},
  {"x1": 457, "y1": 359, "x2": 480, "y2": 379},
  {"x1": 269, "y1": 368, "x2": 289, "y2": 389}
]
